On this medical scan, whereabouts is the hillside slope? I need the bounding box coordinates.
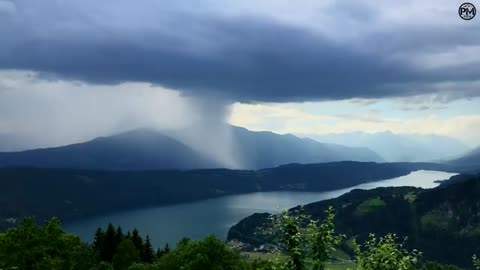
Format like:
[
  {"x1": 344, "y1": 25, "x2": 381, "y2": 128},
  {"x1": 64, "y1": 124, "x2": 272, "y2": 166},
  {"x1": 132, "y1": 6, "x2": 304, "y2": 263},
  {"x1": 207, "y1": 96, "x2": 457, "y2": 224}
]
[
  {"x1": 448, "y1": 146, "x2": 480, "y2": 170},
  {"x1": 227, "y1": 174, "x2": 480, "y2": 267}
]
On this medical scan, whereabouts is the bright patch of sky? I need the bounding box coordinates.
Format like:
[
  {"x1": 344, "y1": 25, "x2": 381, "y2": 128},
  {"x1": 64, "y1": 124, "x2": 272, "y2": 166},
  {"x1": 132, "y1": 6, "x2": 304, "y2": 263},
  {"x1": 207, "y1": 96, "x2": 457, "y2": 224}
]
[{"x1": 229, "y1": 97, "x2": 480, "y2": 147}]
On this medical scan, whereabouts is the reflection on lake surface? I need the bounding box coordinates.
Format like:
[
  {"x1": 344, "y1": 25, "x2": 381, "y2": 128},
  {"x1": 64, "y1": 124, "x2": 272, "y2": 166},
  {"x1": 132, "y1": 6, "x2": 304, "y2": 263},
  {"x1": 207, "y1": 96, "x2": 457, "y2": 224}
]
[{"x1": 65, "y1": 170, "x2": 457, "y2": 248}]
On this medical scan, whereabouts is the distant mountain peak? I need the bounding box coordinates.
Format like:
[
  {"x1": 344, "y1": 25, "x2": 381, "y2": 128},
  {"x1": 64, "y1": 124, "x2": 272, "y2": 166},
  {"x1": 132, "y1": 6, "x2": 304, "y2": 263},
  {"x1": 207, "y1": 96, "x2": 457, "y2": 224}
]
[
  {"x1": 308, "y1": 132, "x2": 469, "y2": 162},
  {"x1": 0, "y1": 126, "x2": 384, "y2": 170}
]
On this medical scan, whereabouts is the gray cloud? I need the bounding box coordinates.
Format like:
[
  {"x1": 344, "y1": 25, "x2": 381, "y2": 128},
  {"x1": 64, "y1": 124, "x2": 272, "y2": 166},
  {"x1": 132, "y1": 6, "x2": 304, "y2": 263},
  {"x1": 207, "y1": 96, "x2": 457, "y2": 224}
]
[
  {"x1": 0, "y1": 0, "x2": 479, "y2": 102},
  {"x1": 0, "y1": 70, "x2": 243, "y2": 167}
]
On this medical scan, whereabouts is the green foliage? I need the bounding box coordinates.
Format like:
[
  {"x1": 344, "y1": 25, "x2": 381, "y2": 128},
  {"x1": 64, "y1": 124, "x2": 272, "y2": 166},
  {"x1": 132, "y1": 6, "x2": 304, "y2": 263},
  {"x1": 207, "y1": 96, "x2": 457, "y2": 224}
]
[
  {"x1": 127, "y1": 263, "x2": 155, "y2": 270},
  {"x1": 253, "y1": 253, "x2": 290, "y2": 270},
  {"x1": 2, "y1": 213, "x2": 478, "y2": 270},
  {"x1": 131, "y1": 229, "x2": 144, "y2": 257},
  {"x1": 91, "y1": 223, "x2": 160, "y2": 268},
  {"x1": 353, "y1": 233, "x2": 421, "y2": 270},
  {"x1": 156, "y1": 243, "x2": 171, "y2": 259},
  {"x1": 420, "y1": 212, "x2": 450, "y2": 231},
  {"x1": 90, "y1": 261, "x2": 113, "y2": 270},
  {"x1": 93, "y1": 227, "x2": 105, "y2": 260},
  {"x1": 113, "y1": 239, "x2": 140, "y2": 270},
  {"x1": 152, "y1": 235, "x2": 251, "y2": 270},
  {"x1": 422, "y1": 261, "x2": 463, "y2": 270},
  {"x1": 473, "y1": 255, "x2": 480, "y2": 270},
  {"x1": 116, "y1": 226, "x2": 125, "y2": 246},
  {"x1": 271, "y1": 209, "x2": 308, "y2": 270},
  {"x1": 354, "y1": 198, "x2": 386, "y2": 217},
  {"x1": 0, "y1": 217, "x2": 94, "y2": 270},
  {"x1": 232, "y1": 176, "x2": 480, "y2": 268},
  {"x1": 270, "y1": 207, "x2": 344, "y2": 270},
  {"x1": 142, "y1": 235, "x2": 155, "y2": 263},
  {"x1": 307, "y1": 207, "x2": 346, "y2": 270}
]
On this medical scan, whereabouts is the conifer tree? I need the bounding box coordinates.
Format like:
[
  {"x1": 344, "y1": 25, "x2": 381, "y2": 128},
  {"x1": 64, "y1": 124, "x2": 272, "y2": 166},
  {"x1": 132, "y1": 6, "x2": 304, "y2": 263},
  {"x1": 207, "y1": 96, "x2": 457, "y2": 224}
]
[
  {"x1": 131, "y1": 228, "x2": 144, "y2": 259},
  {"x1": 115, "y1": 226, "x2": 124, "y2": 248},
  {"x1": 155, "y1": 243, "x2": 170, "y2": 259},
  {"x1": 142, "y1": 235, "x2": 155, "y2": 263},
  {"x1": 163, "y1": 243, "x2": 170, "y2": 254},
  {"x1": 103, "y1": 223, "x2": 117, "y2": 262},
  {"x1": 93, "y1": 227, "x2": 105, "y2": 260}
]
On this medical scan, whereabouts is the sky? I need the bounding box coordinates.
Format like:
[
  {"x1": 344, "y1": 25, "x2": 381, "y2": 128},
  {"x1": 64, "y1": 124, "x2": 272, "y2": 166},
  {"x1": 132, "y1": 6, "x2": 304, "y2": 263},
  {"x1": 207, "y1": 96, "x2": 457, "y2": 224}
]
[
  {"x1": 230, "y1": 96, "x2": 480, "y2": 147},
  {"x1": 0, "y1": 0, "x2": 479, "y2": 148}
]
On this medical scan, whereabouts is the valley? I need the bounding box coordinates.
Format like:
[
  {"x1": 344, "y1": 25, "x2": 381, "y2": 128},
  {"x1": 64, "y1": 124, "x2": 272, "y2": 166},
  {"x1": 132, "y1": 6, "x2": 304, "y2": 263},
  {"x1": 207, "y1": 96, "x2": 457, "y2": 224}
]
[
  {"x1": 0, "y1": 161, "x2": 457, "y2": 230},
  {"x1": 64, "y1": 170, "x2": 456, "y2": 249}
]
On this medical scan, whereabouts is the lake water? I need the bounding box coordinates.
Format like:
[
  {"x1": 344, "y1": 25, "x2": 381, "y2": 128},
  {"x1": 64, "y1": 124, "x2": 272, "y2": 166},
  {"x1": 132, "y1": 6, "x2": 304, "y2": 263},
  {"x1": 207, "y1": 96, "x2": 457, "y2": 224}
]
[{"x1": 65, "y1": 170, "x2": 457, "y2": 248}]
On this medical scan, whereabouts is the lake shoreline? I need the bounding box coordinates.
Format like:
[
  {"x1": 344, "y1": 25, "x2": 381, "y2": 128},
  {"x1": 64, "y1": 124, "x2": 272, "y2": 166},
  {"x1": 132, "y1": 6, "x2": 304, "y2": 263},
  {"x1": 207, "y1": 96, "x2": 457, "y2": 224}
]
[{"x1": 65, "y1": 170, "x2": 458, "y2": 248}]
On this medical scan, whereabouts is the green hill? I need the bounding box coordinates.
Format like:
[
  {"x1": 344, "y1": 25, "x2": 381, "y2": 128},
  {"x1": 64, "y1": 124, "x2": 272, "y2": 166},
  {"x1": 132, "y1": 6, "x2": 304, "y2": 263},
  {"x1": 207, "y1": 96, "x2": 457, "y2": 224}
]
[{"x1": 228, "y1": 174, "x2": 480, "y2": 267}]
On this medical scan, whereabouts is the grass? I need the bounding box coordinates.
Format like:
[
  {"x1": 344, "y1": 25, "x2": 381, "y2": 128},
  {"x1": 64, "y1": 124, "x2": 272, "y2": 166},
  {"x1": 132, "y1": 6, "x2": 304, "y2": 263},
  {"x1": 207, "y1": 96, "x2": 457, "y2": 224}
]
[
  {"x1": 241, "y1": 251, "x2": 274, "y2": 260},
  {"x1": 420, "y1": 212, "x2": 450, "y2": 231},
  {"x1": 242, "y1": 251, "x2": 357, "y2": 269},
  {"x1": 354, "y1": 197, "x2": 386, "y2": 217},
  {"x1": 326, "y1": 262, "x2": 356, "y2": 269},
  {"x1": 332, "y1": 248, "x2": 351, "y2": 261}
]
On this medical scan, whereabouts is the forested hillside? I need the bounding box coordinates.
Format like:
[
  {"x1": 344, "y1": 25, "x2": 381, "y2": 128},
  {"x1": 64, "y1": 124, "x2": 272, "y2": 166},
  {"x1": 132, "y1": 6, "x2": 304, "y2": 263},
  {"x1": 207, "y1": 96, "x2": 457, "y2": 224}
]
[
  {"x1": 228, "y1": 174, "x2": 480, "y2": 268},
  {"x1": 0, "y1": 162, "x2": 453, "y2": 230},
  {"x1": 1, "y1": 204, "x2": 478, "y2": 269}
]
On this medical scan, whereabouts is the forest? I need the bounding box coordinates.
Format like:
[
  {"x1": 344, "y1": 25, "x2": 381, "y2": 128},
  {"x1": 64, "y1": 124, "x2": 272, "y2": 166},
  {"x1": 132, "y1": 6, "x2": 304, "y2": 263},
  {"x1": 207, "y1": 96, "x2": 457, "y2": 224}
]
[
  {"x1": 228, "y1": 174, "x2": 480, "y2": 268},
  {"x1": 1, "y1": 206, "x2": 478, "y2": 270}
]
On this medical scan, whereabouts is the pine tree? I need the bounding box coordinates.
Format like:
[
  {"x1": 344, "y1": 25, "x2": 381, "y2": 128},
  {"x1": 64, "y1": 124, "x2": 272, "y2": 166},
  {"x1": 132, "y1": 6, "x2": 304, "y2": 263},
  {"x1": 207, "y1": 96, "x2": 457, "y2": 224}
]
[
  {"x1": 142, "y1": 235, "x2": 155, "y2": 263},
  {"x1": 131, "y1": 228, "x2": 144, "y2": 259},
  {"x1": 131, "y1": 229, "x2": 144, "y2": 256},
  {"x1": 103, "y1": 223, "x2": 117, "y2": 262},
  {"x1": 93, "y1": 227, "x2": 105, "y2": 260},
  {"x1": 155, "y1": 243, "x2": 171, "y2": 259},
  {"x1": 164, "y1": 243, "x2": 170, "y2": 254},
  {"x1": 156, "y1": 248, "x2": 163, "y2": 259},
  {"x1": 155, "y1": 243, "x2": 170, "y2": 260},
  {"x1": 115, "y1": 226, "x2": 124, "y2": 248}
]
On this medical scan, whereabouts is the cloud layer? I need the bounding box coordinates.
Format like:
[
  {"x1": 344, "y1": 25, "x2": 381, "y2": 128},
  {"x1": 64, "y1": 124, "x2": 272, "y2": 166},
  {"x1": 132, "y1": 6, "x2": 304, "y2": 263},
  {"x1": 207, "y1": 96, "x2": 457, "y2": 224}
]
[
  {"x1": 0, "y1": 70, "x2": 192, "y2": 148},
  {"x1": 1, "y1": 0, "x2": 479, "y2": 102}
]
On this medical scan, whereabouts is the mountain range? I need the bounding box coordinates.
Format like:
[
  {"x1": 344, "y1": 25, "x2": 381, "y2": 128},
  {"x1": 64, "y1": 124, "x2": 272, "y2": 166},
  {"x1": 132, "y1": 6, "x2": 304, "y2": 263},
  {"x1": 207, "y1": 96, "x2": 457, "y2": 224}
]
[
  {"x1": 308, "y1": 131, "x2": 470, "y2": 162},
  {"x1": 230, "y1": 126, "x2": 382, "y2": 169},
  {"x1": 0, "y1": 129, "x2": 220, "y2": 170},
  {"x1": 0, "y1": 126, "x2": 383, "y2": 170}
]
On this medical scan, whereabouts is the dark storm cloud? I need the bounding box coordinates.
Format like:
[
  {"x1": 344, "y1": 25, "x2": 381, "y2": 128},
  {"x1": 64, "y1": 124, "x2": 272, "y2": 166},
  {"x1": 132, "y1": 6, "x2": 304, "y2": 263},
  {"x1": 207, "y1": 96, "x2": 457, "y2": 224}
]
[{"x1": 0, "y1": 0, "x2": 479, "y2": 102}]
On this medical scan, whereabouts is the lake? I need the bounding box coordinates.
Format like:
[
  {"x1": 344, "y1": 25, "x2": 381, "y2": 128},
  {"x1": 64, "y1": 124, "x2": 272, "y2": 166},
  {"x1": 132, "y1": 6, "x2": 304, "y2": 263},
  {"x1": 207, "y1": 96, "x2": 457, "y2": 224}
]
[{"x1": 65, "y1": 170, "x2": 457, "y2": 248}]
